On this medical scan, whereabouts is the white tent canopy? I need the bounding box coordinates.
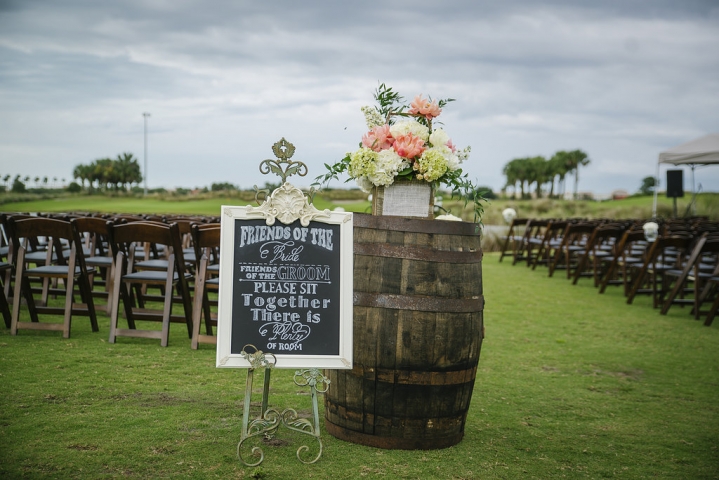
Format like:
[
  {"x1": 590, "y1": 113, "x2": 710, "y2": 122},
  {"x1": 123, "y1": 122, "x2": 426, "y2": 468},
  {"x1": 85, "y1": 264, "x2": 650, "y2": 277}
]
[
  {"x1": 652, "y1": 133, "x2": 719, "y2": 217},
  {"x1": 658, "y1": 133, "x2": 719, "y2": 165}
]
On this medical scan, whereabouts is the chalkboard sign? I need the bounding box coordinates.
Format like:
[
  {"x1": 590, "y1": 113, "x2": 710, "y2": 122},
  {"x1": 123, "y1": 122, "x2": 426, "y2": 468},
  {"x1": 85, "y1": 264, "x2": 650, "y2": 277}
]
[{"x1": 216, "y1": 204, "x2": 353, "y2": 369}]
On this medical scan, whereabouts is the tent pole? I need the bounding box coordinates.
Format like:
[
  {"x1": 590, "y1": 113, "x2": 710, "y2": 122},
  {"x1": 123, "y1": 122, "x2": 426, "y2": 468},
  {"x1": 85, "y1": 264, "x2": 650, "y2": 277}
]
[
  {"x1": 691, "y1": 165, "x2": 696, "y2": 216},
  {"x1": 652, "y1": 161, "x2": 660, "y2": 218}
]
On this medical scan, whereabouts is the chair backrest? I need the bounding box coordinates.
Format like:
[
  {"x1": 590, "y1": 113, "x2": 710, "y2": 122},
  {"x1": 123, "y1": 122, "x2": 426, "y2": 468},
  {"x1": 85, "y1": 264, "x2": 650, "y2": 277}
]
[
  {"x1": 191, "y1": 223, "x2": 221, "y2": 267},
  {"x1": 559, "y1": 222, "x2": 597, "y2": 246},
  {"x1": 72, "y1": 217, "x2": 115, "y2": 257},
  {"x1": 191, "y1": 223, "x2": 221, "y2": 249},
  {"x1": 8, "y1": 216, "x2": 86, "y2": 270},
  {"x1": 643, "y1": 235, "x2": 694, "y2": 269},
  {"x1": 585, "y1": 224, "x2": 626, "y2": 251},
  {"x1": 615, "y1": 230, "x2": 648, "y2": 257},
  {"x1": 169, "y1": 219, "x2": 199, "y2": 249},
  {"x1": 108, "y1": 221, "x2": 188, "y2": 273}
]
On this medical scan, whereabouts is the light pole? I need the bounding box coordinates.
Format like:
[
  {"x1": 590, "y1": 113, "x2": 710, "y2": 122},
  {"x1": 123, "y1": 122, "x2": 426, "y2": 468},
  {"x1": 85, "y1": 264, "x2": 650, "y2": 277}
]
[{"x1": 143, "y1": 112, "x2": 150, "y2": 196}]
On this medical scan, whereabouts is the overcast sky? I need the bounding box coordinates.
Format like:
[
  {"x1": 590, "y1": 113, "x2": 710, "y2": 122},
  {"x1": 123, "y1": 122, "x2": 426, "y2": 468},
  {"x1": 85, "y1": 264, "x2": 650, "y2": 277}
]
[{"x1": 1, "y1": 0, "x2": 718, "y2": 196}]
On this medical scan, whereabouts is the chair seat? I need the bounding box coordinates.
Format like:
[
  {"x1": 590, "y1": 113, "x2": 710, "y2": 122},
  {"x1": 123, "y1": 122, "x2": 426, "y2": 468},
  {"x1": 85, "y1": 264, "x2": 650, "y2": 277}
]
[
  {"x1": 618, "y1": 256, "x2": 644, "y2": 264},
  {"x1": 85, "y1": 256, "x2": 113, "y2": 268},
  {"x1": 26, "y1": 265, "x2": 87, "y2": 276},
  {"x1": 135, "y1": 259, "x2": 170, "y2": 270},
  {"x1": 123, "y1": 270, "x2": 185, "y2": 283},
  {"x1": 24, "y1": 250, "x2": 56, "y2": 262}
]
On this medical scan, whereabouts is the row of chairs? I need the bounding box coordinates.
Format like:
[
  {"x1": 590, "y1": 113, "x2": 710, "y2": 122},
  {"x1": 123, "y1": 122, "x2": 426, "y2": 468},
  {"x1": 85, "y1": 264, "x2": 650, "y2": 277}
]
[
  {"x1": 0, "y1": 212, "x2": 221, "y2": 348},
  {"x1": 499, "y1": 216, "x2": 719, "y2": 326}
]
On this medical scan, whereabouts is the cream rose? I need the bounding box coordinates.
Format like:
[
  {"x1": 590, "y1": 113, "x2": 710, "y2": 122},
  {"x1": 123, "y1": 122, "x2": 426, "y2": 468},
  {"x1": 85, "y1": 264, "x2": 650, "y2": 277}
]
[{"x1": 429, "y1": 128, "x2": 450, "y2": 148}]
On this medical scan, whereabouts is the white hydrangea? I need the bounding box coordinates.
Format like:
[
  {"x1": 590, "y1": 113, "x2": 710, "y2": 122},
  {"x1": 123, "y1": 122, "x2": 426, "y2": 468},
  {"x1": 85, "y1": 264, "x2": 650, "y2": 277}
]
[
  {"x1": 355, "y1": 176, "x2": 374, "y2": 193},
  {"x1": 437, "y1": 145, "x2": 461, "y2": 171},
  {"x1": 429, "y1": 128, "x2": 450, "y2": 147},
  {"x1": 348, "y1": 147, "x2": 378, "y2": 179},
  {"x1": 389, "y1": 120, "x2": 429, "y2": 142},
  {"x1": 366, "y1": 149, "x2": 408, "y2": 186}
]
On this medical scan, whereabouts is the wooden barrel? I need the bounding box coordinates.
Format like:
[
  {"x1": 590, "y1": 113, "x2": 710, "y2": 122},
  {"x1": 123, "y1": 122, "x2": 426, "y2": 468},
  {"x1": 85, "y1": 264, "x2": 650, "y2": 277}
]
[{"x1": 324, "y1": 213, "x2": 484, "y2": 450}]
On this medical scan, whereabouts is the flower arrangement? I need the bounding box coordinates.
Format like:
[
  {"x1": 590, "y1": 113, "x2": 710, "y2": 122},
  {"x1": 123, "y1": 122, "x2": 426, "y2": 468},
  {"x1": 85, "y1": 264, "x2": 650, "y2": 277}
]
[{"x1": 315, "y1": 84, "x2": 485, "y2": 221}]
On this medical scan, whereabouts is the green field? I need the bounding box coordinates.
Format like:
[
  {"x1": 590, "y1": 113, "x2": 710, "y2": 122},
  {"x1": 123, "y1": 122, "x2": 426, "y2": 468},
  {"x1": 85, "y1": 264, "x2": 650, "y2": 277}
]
[
  {"x1": 1, "y1": 194, "x2": 718, "y2": 478},
  {"x1": 1, "y1": 252, "x2": 718, "y2": 478},
  {"x1": 2, "y1": 191, "x2": 718, "y2": 224}
]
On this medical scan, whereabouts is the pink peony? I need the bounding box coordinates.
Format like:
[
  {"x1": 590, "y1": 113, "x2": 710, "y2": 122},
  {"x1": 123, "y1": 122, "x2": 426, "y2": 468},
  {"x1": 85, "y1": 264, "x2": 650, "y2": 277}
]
[
  {"x1": 393, "y1": 133, "x2": 426, "y2": 159},
  {"x1": 446, "y1": 139, "x2": 457, "y2": 153},
  {"x1": 362, "y1": 124, "x2": 394, "y2": 152},
  {"x1": 408, "y1": 94, "x2": 442, "y2": 119}
]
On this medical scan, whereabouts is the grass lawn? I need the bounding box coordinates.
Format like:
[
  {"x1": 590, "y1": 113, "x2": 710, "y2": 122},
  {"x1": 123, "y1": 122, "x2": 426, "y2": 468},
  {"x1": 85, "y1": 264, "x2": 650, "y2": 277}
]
[
  {"x1": 4, "y1": 191, "x2": 719, "y2": 224},
  {"x1": 1, "y1": 253, "x2": 718, "y2": 479}
]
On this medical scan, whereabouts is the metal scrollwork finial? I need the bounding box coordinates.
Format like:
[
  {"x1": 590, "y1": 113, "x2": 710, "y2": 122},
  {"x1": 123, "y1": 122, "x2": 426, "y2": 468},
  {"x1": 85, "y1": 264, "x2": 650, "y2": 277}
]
[
  {"x1": 240, "y1": 344, "x2": 276, "y2": 370},
  {"x1": 259, "y1": 138, "x2": 308, "y2": 185}
]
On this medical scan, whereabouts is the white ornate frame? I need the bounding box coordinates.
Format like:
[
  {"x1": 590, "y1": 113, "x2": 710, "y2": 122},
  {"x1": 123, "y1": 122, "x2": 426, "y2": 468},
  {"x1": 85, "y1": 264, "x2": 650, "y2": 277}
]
[{"x1": 216, "y1": 182, "x2": 353, "y2": 369}]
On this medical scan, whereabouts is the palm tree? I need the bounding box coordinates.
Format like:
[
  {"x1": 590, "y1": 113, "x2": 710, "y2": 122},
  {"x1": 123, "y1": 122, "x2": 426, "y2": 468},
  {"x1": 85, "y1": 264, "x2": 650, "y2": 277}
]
[
  {"x1": 502, "y1": 160, "x2": 520, "y2": 198},
  {"x1": 527, "y1": 156, "x2": 549, "y2": 198},
  {"x1": 503, "y1": 157, "x2": 533, "y2": 199},
  {"x1": 563, "y1": 150, "x2": 590, "y2": 200},
  {"x1": 115, "y1": 152, "x2": 142, "y2": 190},
  {"x1": 549, "y1": 152, "x2": 570, "y2": 198}
]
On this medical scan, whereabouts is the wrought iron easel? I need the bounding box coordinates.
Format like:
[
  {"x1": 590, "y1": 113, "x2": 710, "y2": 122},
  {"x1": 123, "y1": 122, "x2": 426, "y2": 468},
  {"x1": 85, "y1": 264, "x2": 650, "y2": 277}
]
[
  {"x1": 237, "y1": 345, "x2": 330, "y2": 466},
  {"x1": 235, "y1": 140, "x2": 331, "y2": 466}
]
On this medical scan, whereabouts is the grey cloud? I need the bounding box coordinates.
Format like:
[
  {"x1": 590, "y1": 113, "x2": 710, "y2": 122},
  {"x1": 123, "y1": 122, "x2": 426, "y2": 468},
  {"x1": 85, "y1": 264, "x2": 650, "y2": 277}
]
[{"x1": 0, "y1": 1, "x2": 717, "y2": 195}]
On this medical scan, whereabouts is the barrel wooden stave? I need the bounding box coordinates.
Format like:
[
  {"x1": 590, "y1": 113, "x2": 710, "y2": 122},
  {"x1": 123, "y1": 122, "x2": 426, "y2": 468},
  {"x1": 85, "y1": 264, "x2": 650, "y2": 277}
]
[{"x1": 325, "y1": 214, "x2": 483, "y2": 450}]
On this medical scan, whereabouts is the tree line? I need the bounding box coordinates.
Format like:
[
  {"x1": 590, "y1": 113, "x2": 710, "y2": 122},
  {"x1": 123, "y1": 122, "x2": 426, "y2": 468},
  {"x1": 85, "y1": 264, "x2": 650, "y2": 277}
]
[
  {"x1": 502, "y1": 149, "x2": 590, "y2": 199},
  {"x1": 2, "y1": 175, "x2": 66, "y2": 192},
  {"x1": 72, "y1": 153, "x2": 142, "y2": 191}
]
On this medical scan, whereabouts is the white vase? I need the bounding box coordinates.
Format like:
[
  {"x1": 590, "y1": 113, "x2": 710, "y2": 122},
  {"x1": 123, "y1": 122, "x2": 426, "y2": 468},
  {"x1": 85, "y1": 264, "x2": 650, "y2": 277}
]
[{"x1": 371, "y1": 180, "x2": 434, "y2": 218}]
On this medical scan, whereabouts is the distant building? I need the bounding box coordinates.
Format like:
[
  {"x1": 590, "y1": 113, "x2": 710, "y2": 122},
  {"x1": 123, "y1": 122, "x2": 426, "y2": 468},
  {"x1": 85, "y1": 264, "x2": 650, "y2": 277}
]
[{"x1": 611, "y1": 189, "x2": 630, "y2": 200}]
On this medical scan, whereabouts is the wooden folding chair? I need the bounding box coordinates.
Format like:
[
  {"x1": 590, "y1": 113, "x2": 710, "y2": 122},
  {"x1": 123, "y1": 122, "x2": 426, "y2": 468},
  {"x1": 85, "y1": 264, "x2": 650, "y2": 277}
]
[
  {"x1": 498, "y1": 217, "x2": 529, "y2": 262},
  {"x1": 623, "y1": 234, "x2": 690, "y2": 307},
  {"x1": 548, "y1": 222, "x2": 597, "y2": 278},
  {"x1": 659, "y1": 234, "x2": 719, "y2": 318},
  {"x1": 530, "y1": 220, "x2": 568, "y2": 270},
  {"x1": 572, "y1": 224, "x2": 626, "y2": 286},
  {"x1": 597, "y1": 229, "x2": 648, "y2": 295},
  {"x1": 9, "y1": 216, "x2": 99, "y2": 338},
  {"x1": 107, "y1": 221, "x2": 193, "y2": 346},
  {"x1": 72, "y1": 216, "x2": 116, "y2": 314},
  {"x1": 190, "y1": 223, "x2": 220, "y2": 349},
  {"x1": 1, "y1": 213, "x2": 37, "y2": 301},
  {"x1": 0, "y1": 261, "x2": 11, "y2": 328},
  {"x1": 700, "y1": 274, "x2": 719, "y2": 326},
  {"x1": 513, "y1": 219, "x2": 549, "y2": 266}
]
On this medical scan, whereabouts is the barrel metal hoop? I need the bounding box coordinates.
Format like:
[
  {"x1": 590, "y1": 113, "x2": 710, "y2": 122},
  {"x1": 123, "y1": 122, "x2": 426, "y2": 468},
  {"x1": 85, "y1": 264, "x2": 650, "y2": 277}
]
[
  {"x1": 353, "y1": 213, "x2": 480, "y2": 236},
  {"x1": 354, "y1": 242, "x2": 482, "y2": 263},
  {"x1": 324, "y1": 419, "x2": 465, "y2": 450},
  {"x1": 348, "y1": 364, "x2": 479, "y2": 386},
  {"x1": 353, "y1": 292, "x2": 483, "y2": 313}
]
